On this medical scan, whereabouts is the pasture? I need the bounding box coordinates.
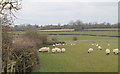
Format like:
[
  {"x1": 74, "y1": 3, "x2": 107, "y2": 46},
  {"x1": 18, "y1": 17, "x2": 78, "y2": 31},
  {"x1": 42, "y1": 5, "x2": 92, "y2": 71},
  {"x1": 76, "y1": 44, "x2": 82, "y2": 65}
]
[
  {"x1": 34, "y1": 31, "x2": 118, "y2": 72},
  {"x1": 12, "y1": 30, "x2": 119, "y2": 38},
  {"x1": 11, "y1": 29, "x2": 119, "y2": 72}
]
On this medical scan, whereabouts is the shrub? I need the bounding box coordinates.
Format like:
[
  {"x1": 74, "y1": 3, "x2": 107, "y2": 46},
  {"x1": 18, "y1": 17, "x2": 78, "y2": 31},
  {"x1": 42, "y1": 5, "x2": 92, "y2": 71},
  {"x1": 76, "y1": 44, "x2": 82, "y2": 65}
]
[
  {"x1": 39, "y1": 34, "x2": 47, "y2": 45},
  {"x1": 24, "y1": 26, "x2": 48, "y2": 47},
  {"x1": 3, "y1": 36, "x2": 40, "y2": 73},
  {"x1": 2, "y1": 25, "x2": 40, "y2": 73}
]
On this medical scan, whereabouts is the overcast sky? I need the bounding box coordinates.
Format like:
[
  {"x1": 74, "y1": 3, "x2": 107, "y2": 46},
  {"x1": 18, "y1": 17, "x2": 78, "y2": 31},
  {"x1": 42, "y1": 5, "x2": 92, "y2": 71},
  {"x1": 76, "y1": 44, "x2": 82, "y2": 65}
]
[{"x1": 15, "y1": 0, "x2": 119, "y2": 25}]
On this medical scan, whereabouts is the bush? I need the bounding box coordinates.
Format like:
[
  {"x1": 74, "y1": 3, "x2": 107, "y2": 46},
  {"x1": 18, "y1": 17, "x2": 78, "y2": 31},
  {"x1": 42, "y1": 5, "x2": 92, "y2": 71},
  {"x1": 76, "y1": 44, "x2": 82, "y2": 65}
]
[
  {"x1": 2, "y1": 36, "x2": 40, "y2": 73},
  {"x1": 24, "y1": 26, "x2": 48, "y2": 47},
  {"x1": 73, "y1": 36, "x2": 78, "y2": 41},
  {"x1": 2, "y1": 25, "x2": 40, "y2": 73},
  {"x1": 39, "y1": 34, "x2": 47, "y2": 45}
]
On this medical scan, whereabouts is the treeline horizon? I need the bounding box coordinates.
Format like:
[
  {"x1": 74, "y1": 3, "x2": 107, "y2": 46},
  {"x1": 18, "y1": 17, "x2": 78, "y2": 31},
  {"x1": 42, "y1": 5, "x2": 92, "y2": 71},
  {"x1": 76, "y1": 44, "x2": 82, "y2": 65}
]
[{"x1": 12, "y1": 20, "x2": 119, "y2": 31}]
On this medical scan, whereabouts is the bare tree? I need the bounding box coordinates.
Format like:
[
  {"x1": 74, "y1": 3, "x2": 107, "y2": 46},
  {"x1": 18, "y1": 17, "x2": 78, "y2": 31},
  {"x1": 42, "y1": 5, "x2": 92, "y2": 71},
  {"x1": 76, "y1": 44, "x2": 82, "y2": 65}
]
[{"x1": 0, "y1": 0, "x2": 22, "y2": 25}]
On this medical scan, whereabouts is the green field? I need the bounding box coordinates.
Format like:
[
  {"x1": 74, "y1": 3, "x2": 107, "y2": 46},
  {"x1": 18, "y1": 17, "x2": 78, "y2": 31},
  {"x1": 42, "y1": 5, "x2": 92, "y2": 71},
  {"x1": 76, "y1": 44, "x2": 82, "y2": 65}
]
[
  {"x1": 12, "y1": 30, "x2": 119, "y2": 37},
  {"x1": 12, "y1": 29, "x2": 119, "y2": 72},
  {"x1": 48, "y1": 31, "x2": 118, "y2": 36},
  {"x1": 34, "y1": 34, "x2": 118, "y2": 72}
]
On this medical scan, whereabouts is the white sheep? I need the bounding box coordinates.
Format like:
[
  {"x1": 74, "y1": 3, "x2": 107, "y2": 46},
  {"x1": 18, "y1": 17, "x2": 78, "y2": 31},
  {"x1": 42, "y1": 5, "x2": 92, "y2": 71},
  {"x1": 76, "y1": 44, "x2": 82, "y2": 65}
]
[
  {"x1": 98, "y1": 46, "x2": 102, "y2": 50},
  {"x1": 88, "y1": 48, "x2": 93, "y2": 53},
  {"x1": 53, "y1": 44, "x2": 55, "y2": 48},
  {"x1": 53, "y1": 44, "x2": 55, "y2": 46},
  {"x1": 45, "y1": 47, "x2": 50, "y2": 53},
  {"x1": 92, "y1": 44, "x2": 94, "y2": 45},
  {"x1": 96, "y1": 44, "x2": 98, "y2": 46},
  {"x1": 52, "y1": 48, "x2": 56, "y2": 53},
  {"x1": 56, "y1": 48, "x2": 61, "y2": 53},
  {"x1": 56, "y1": 43, "x2": 61, "y2": 46},
  {"x1": 55, "y1": 44, "x2": 58, "y2": 45},
  {"x1": 39, "y1": 47, "x2": 44, "y2": 52},
  {"x1": 113, "y1": 49, "x2": 119, "y2": 55},
  {"x1": 39, "y1": 47, "x2": 50, "y2": 53},
  {"x1": 106, "y1": 49, "x2": 110, "y2": 55},
  {"x1": 61, "y1": 48, "x2": 66, "y2": 53}
]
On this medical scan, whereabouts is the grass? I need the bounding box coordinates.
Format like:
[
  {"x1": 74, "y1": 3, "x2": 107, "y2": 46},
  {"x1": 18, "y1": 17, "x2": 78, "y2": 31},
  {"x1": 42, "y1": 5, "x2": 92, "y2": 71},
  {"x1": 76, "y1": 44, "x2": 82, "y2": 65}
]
[
  {"x1": 12, "y1": 28, "x2": 119, "y2": 37},
  {"x1": 11, "y1": 29, "x2": 119, "y2": 72},
  {"x1": 34, "y1": 35, "x2": 118, "y2": 72},
  {"x1": 38, "y1": 31, "x2": 118, "y2": 36}
]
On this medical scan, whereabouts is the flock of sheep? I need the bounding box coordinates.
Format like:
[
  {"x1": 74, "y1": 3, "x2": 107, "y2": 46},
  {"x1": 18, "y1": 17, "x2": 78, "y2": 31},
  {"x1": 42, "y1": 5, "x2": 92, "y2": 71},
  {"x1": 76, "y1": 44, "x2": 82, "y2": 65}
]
[
  {"x1": 39, "y1": 45, "x2": 66, "y2": 54},
  {"x1": 38, "y1": 42, "x2": 119, "y2": 55},
  {"x1": 38, "y1": 42, "x2": 77, "y2": 53},
  {"x1": 88, "y1": 43, "x2": 119, "y2": 55}
]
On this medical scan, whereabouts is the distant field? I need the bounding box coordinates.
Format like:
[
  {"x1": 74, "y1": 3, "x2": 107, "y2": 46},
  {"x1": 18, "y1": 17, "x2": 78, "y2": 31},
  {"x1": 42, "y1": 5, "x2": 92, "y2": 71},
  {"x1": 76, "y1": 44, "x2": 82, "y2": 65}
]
[
  {"x1": 39, "y1": 31, "x2": 118, "y2": 36},
  {"x1": 11, "y1": 30, "x2": 119, "y2": 39},
  {"x1": 34, "y1": 35, "x2": 118, "y2": 72},
  {"x1": 38, "y1": 28, "x2": 119, "y2": 32},
  {"x1": 84, "y1": 28, "x2": 119, "y2": 31},
  {"x1": 39, "y1": 29, "x2": 74, "y2": 32}
]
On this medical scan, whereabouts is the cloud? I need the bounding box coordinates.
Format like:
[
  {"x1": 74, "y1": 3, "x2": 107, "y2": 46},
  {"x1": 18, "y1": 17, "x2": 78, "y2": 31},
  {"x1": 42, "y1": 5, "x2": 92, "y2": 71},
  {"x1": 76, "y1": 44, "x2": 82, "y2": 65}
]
[
  {"x1": 23, "y1": 0, "x2": 118, "y2": 2},
  {"x1": 15, "y1": 2, "x2": 118, "y2": 25}
]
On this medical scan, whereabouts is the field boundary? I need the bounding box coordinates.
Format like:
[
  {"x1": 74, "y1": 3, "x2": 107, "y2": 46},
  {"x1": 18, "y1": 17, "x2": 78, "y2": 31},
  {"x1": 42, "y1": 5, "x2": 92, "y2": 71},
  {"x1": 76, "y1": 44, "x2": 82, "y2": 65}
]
[
  {"x1": 39, "y1": 30, "x2": 118, "y2": 32},
  {"x1": 83, "y1": 30, "x2": 118, "y2": 31},
  {"x1": 48, "y1": 34, "x2": 120, "y2": 38}
]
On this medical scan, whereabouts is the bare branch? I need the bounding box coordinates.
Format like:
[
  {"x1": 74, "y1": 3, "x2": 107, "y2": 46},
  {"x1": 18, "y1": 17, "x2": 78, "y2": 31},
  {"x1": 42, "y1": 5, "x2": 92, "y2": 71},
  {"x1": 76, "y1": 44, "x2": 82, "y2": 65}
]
[{"x1": 0, "y1": 0, "x2": 22, "y2": 25}]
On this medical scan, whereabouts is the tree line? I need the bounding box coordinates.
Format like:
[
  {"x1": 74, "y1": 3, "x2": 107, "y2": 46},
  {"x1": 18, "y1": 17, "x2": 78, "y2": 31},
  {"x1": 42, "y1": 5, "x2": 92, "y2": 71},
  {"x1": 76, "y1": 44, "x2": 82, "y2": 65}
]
[{"x1": 12, "y1": 20, "x2": 118, "y2": 31}]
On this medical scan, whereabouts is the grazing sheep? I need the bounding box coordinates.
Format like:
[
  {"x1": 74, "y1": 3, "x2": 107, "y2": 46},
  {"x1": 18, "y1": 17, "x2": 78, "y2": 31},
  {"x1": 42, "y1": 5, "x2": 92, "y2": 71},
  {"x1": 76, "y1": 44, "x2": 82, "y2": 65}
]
[
  {"x1": 39, "y1": 47, "x2": 50, "y2": 53},
  {"x1": 92, "y1": 44, "x2": 94, "y2": 45},
  {"x1": 88, "y1": 48, "x2": 93, "y2": 53},
  {"x1": 61, "y1": 48, "x2": 66, "y2": 53},
  {"x1": 56, "y1": 43, "x2": 61, "y2": 46},
  {"x1": 56, "y1": 48, "x2": 61, "y2": 53},
  {"x1": 52, "y1": 48, "x2": 56, "y2": 53},
  {"x1": 39, "y1": 47, "x2": 44, "y2": 52},
  {"x1": 106, "y1": 49, "x2": 110, "y2": 55},
  {"x1": 98, "y1": 46, "x2": 102, "y2": 50},
  {"x1": 113, "y1": 49, "x2": 119, "y2": 55},
  {"x1": 53, "y1": 44, "x2": 55, "y2": 46},
  {"x1": 96, "y1": 44, "x2": 98, "y2": 46},
  {"x1": 55, "y1": 44, "x2": 58, "y2": 45},
  {"x1": 53, "y1": 44, "x2": 55, "y2": 48}
]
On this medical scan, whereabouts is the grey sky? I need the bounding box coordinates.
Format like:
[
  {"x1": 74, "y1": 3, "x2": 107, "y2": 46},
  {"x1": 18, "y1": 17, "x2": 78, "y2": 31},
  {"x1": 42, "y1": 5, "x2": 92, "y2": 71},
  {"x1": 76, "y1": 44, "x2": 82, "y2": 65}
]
[{"x1": 15, "y1": 0, "x2": 118, "y2": 25}]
